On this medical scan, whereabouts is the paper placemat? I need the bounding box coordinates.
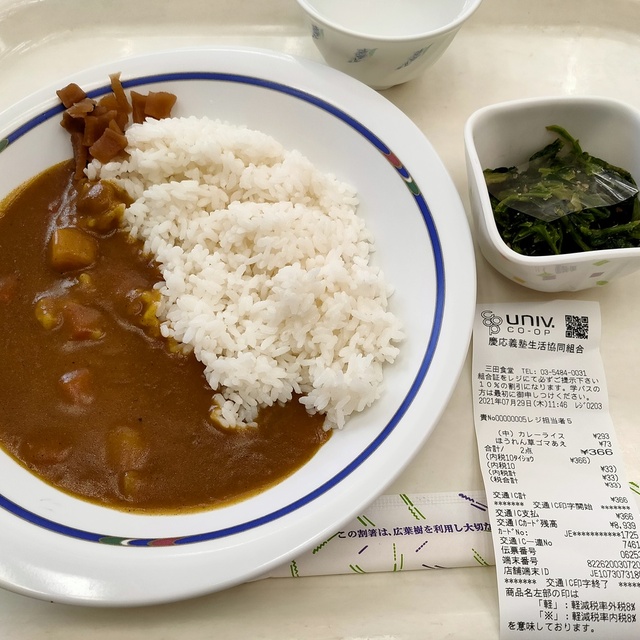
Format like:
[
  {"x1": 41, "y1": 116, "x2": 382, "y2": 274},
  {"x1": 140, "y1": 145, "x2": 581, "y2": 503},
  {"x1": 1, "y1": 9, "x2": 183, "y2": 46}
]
[{"x1": 268, "y1": 490, "x2": 495, "y2": 577}]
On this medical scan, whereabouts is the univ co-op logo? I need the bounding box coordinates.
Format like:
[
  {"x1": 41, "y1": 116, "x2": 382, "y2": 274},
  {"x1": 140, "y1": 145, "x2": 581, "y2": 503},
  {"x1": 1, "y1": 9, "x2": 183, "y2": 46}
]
[
  {"x1": 481, "y1": 309, "x2": 556, "y2": 336},
  {"x1": 481, "y1": 310, "x2": 503, "y2": 335}
]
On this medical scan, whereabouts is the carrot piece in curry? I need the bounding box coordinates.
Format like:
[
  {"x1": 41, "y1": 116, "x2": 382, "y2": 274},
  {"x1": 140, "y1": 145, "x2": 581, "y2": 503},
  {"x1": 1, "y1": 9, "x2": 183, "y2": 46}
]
[
  {"x1": 59, "y1": 368, "x2": 94, "y2": 405},
  {"x1": 61, "y1": 300, "x2": 105, "y2": 340},
  {"x1": 0, "y1": 274, "x2": 18, "y2": 303}
]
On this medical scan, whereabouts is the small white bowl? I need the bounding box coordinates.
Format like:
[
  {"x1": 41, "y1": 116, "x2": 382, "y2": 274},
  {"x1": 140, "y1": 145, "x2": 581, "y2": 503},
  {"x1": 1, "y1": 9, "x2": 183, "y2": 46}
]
[
  {"x1": 295, "y1": 0, "x2": 483, "y2": 90},
  {"x1": 464, "y1": 96, "x2": 640, "y2": 292}
]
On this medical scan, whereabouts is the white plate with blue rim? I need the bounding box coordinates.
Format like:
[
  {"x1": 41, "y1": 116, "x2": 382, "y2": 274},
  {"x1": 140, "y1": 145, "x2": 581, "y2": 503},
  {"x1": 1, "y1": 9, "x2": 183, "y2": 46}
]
[{"x1": 0, "y1": 46, "x2": 475, "y2": 606}]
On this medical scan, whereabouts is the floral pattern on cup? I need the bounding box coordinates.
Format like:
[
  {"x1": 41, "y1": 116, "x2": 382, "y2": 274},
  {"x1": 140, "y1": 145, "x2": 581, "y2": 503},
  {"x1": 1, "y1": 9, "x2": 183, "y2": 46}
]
[
  {"x1": 396, "y1": 45, "x2": 432, "y2": 70},
  {"x1": 311, "y1": 23, "x2": 323, "y2": 39},
  {"x1": 349, "y1": 48, "x2": 377, "y2": 63}
]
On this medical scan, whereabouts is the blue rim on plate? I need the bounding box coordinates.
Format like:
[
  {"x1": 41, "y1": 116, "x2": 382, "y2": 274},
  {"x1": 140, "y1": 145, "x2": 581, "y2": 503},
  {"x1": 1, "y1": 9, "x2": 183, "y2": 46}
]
[{"x1": 0, "y1": 71, "x2": 445, "y2": 547}]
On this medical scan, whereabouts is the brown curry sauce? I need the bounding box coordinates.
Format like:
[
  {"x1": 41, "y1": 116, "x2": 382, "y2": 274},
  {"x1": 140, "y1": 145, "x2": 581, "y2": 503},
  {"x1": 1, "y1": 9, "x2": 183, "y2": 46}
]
[{"x1": 0, "y1": 160, "x2": 330, "y2": 513}]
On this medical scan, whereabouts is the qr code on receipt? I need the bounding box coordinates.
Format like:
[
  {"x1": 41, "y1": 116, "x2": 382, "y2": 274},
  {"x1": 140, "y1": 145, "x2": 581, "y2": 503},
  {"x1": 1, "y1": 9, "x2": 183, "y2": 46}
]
[{"x1": 565, "y1": 314, "x2": 589, "y2": 339}]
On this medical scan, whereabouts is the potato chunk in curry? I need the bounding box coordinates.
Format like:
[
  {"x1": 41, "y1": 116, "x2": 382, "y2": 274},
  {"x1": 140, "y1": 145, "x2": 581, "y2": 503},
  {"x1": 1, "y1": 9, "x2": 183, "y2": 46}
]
[{"x1": 50, "y1": 227, "x2": 99, "y2": 272}]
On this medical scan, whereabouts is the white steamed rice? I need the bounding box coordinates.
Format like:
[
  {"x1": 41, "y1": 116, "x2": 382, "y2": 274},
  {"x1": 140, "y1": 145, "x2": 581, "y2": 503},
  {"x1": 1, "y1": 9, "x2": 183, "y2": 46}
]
[{"x1": 88, "y1": 116, "x2": 404, "y2": 429}]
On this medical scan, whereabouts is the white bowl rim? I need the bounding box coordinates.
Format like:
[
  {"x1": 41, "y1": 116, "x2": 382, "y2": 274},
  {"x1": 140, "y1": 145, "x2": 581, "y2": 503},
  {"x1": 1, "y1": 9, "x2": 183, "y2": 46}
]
[
  {"x1": 294, "y1": 0, "x2": 484, "y2": 43},
  {"x1": 464, "y1": 94, "x2": 640, "y2": 266}
]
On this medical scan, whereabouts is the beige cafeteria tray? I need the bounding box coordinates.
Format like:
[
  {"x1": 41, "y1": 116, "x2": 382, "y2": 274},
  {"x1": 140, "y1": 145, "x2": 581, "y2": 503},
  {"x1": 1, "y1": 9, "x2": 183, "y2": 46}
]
[{"x1": 0, "y1": 0, "x2": 639, "y2": 637}]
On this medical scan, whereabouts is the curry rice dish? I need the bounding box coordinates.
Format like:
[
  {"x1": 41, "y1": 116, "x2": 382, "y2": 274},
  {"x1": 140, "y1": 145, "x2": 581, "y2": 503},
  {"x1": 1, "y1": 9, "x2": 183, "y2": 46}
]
[{"x1": 0, "y1": 76, "x2": 403, "y2": 513}]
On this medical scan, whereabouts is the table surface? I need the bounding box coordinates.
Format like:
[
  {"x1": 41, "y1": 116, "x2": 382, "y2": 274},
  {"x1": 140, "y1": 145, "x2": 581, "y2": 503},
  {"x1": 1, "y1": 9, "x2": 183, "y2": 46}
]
[{"x1": 0, "y1": 0, "x2": 639, "y2": 637}]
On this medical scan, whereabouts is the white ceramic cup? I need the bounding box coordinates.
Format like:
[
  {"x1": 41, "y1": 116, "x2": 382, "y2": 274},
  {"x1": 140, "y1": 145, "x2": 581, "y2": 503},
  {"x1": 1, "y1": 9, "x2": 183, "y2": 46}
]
[{"x1": 295, "y1": 0, "x2": 483, "y2": 90}]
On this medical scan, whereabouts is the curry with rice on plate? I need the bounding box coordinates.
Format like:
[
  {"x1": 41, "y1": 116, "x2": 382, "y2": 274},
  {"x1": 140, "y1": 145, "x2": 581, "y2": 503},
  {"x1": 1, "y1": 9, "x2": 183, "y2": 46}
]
[{"x1": 0, "y1": 74, "x2": 403, "y2": 514}]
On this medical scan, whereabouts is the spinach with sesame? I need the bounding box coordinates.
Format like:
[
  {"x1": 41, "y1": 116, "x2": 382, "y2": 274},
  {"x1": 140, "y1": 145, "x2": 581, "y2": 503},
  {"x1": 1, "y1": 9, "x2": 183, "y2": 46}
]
[{"x1": 484, "y1": 125, "x2": 640, "y2": 256}]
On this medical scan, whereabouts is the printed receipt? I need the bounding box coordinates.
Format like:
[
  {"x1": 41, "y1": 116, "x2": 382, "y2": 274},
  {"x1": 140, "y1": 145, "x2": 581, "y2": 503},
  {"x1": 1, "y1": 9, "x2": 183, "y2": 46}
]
[{"x1": 473, "y1": 300, "x2": 640, "y2": 639}]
